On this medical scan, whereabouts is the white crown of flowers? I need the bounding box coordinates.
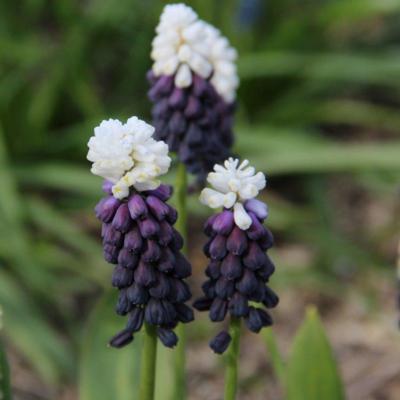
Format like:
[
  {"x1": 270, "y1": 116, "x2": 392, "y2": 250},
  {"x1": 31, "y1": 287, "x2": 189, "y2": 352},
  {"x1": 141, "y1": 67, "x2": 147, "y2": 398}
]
[
  {"x1": 151, "y1": 3, "x2": 239, "y2": 103},
  {"x1": 87, "y1": 116, "x2": 171, "y2": 199},
  {"x1": 200, "y1": 158, "x2": 266, "y2": 230}
]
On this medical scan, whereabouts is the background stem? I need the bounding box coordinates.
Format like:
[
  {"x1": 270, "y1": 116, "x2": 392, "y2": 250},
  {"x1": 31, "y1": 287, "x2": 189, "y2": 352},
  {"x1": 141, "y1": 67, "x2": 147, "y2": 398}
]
[
  {"x1": 224, "y1": 317, "x2": 241, "y2": 400},
  {"x1": 139, "y1": 323, "x2": 157, "y2": 400},
  {"x1": 173, "y1": 162, "x2": 188, "y2": 400}
]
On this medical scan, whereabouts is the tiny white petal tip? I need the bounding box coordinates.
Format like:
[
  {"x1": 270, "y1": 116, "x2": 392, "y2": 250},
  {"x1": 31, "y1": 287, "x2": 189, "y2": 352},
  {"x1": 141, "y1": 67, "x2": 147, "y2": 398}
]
[
  {"x1": 200, "y1": 158, "x2": 266, "y2": 230},
  {"x1": 151, "y1": 3, "x2": 238, "y2": 102},
  {"x1": 87, "y1": 116, "x2": 171, "y2": 199}
]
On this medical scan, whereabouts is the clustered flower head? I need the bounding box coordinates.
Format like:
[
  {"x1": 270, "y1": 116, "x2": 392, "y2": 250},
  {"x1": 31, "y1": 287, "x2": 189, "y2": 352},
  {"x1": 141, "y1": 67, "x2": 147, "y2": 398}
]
[
  {"x1": 194, "y1": 158, "x2": 278, "y2": 354},
  {"x1": 148, "y1": 3, "x2": 238, "y2": 178},
  {"x1": 87, "y1": 116, "x2": 171, "y2": 199},
  {"x1": 88, "y1": 117, "x2": 193, "y2": 348}
]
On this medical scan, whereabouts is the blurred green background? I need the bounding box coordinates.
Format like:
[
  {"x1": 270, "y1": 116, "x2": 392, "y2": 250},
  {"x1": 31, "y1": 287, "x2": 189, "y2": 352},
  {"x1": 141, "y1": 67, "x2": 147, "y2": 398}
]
[{"x1": 1, "y1": 0, "x2": 400, "y2": 399}]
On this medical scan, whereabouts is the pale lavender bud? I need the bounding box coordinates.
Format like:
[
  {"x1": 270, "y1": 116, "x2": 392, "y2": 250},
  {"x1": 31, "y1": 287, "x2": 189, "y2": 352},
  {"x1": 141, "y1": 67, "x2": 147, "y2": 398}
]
[{"x1": 244, "y1": 199, "x2": 268, "y2": 220}]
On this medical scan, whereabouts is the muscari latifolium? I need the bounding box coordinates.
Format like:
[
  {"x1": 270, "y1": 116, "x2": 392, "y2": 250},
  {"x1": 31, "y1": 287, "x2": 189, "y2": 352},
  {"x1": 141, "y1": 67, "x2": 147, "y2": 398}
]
[{"x1": 86, "y1": 3, "x2": 278, "y2": 399}]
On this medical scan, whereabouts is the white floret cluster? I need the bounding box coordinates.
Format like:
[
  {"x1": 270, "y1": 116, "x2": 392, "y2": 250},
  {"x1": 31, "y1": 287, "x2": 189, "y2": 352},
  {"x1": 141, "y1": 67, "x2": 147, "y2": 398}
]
[
  {"x1": 87, "y1": 117, "x2": 171, "y2": 199},
  {"x1": 200, "y1": 158, "x2": 266, "y2": 230},
  {"x1": 151, "y1": 3, "x2": 238, "y2": 103}
]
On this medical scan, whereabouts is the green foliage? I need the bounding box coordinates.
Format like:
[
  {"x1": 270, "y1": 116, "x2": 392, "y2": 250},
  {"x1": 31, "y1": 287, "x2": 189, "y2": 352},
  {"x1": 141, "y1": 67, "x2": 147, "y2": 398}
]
[
  {"x1": 0, "y1": 309, "x2": 12, "y2": 400},
  {"x1": 265, "y1": 308, "x2": 345, "y2": 400},
  {"x1": 79, "y1": 291, "x2": 142, "y2": 400},
  {"x1": 286, "y1": 307, "x2": 345, "y2": 400}
]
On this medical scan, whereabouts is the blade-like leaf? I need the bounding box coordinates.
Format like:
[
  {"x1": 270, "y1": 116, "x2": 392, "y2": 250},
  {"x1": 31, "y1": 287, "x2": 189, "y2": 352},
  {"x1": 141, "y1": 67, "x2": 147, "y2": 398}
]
[
  {"x1": 287, "y1": 307, "x2": 345, "y2": 400},
  {"x1": 0, "y1": 308, "x2": 12, "y2": 400},
  {"x1": 79, "y1": 291, "x2": 142, "y2": 400},
  {"x1": 0, "y1": 270, "x2": 73, "y2": 385}
]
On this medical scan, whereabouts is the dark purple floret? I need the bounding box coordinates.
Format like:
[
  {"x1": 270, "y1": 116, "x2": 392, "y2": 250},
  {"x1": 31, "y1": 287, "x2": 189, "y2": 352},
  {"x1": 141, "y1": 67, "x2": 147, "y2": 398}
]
[
  {"x1": 148, "y1": 72, "x2": 235, "y2": 180},
  {"x1": 210, "y1": 298, "x2": 228, "y2": 322},
  {"x1": 94, "y1": 185, "x2": 193, "y2": 348},
  {"x1": 126, "y1": 307, "x2": 144, "y2": 332},
  {"x1": 109, "y1": 329, "x2": 134, "y2": 348},
  {"x1": 195, "y1": 200, "x2": 278, "y2": 353},
  {"x1": 210, "y1": 330, "x2": 232, "y2": 354},
  {"x1": 227, "y1": 226, "x2": 248, "y2": 256},
  {"x1": 157, "y1": 328, "x2": 178, "y2": 348},
  {"x1": 209, "y1": 235, "x2": 227, "y2": 260},
  {"x1": 145, "y1": 183, "x2": 173, "y2": 202}
]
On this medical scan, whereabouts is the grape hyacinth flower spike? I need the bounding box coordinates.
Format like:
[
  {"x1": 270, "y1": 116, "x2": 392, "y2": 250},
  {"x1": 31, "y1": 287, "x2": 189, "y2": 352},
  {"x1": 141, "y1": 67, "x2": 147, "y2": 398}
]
[
  {"x1": 194, "y1": 158, "x2": 279, "y2": 354},
  {"x1": 87, "y1": 116, "x2": 194, "y2": 349},
  {"x1": 148, "y1": 3, "x2": 239, "y2": 179}
]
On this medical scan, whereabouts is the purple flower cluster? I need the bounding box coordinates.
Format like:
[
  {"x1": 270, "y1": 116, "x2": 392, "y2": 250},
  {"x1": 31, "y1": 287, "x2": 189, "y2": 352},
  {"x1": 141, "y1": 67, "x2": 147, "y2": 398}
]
[
  {"x1": 95, "y1": 183, "x2": 194, "y2": 348},
  {"x1": 193, "y1": 199, "x2": 278, "y2": 353},
  {"x1": 147, "y1": 72, "x2": 235, "y2": 179}
]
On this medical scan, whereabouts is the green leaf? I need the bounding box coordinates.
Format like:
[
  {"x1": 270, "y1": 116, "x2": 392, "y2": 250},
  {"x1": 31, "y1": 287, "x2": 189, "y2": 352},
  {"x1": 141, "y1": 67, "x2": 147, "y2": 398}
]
[
  {"x1": 236, "y1": 126, "x2": 400, "y2": 175},
  {"x1": 0, "y1": 309, "x2": 12, "y2": 400},
  {"x1": 0, "y1": 270, "x2": 73, "y2": 385},
  {"x1": 262, "y1": 329, "x2": 286, "y2": 386},
  {"x1": 79, "y1": 291, "x2": 142, "y2": 400},
  {"x1": 154, "y1": 346, "x2": 174, "y2": 400},
  {"x1": 239, "y1": 52, "x2": 400, "y2": 87},
  {"x1": 287, "y1": 307, "x2": 345, "y2": 400}
]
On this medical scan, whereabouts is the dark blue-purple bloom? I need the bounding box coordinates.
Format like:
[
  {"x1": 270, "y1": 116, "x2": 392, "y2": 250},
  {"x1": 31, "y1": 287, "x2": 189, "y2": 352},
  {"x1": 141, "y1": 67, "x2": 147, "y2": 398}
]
[
  {"x1": 96, "y1": 183, "x2": 194, "y2": 348},
  {"x1": 148, "y1": 71, "x2": 235, "y2": 180},
  {"x1": 194, "y1": 202, "x2": 278, "y2": 353}
]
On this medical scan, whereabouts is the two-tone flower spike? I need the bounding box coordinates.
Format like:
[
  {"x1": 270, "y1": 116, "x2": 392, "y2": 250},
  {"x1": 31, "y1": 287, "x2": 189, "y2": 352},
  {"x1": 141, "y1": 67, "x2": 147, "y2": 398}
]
[
  {"x1": 88, "y1": 116, "x2": 194, "y2": 348},
  {"x1": 194, "y1": 158, "x2": 279, "y2": 353},
  {"x1": 148, "y1": 3, "x2": 239, "y2": 179}
]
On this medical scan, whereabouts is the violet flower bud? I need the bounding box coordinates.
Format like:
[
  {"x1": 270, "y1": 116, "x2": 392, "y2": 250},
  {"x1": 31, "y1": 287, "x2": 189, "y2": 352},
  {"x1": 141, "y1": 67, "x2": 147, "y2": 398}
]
[
  {"x1": 212, "y1": 210, "x2": 234, "y2": 236},
  {"x1": 146, "y1": 195, "x2": 170, "y2": 221},
  {"x1": 95, "y1": 196, "x2": 121, "y2": 223},
  {"x1": 128, "y1": 194, "x2": 148, "y2": 219},
  {"x1": 112, "y1": 203, "x2": 133, "y2": 233},
  {"x1": 118, "y1": 248, "x2": 139, "y2": 269}
]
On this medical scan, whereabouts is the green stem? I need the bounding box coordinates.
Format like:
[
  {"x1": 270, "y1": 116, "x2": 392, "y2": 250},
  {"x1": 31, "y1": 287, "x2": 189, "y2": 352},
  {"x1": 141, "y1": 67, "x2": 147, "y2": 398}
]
[
  {"x1": 173, "y1": 162, "x2": 188, "y2": 400},
  {"x1": 224, "y1": 317, "x2": 241, "y2": 400},
  {"x1": 139, "y1": 323, "x2": 158, "y2": 400}
]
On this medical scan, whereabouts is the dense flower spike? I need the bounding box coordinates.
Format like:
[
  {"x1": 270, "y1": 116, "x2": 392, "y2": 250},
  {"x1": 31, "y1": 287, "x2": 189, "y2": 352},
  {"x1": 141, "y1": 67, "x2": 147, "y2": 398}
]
[
  {"x1": 88, "y1": 116, "x2": 193, "y2": 348},
  {"x1": 148, "y1": 4, "x2": 238, "y2": 178},
  {"x1": 87, "y1": 116, "x2": 171, "y2": 199},
  {"x1": 98, "y1": 183, "x2": 194, "y2": 348},
  {"x1": 194, "y1": 159, "x2": 278, "y2": 353}
]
